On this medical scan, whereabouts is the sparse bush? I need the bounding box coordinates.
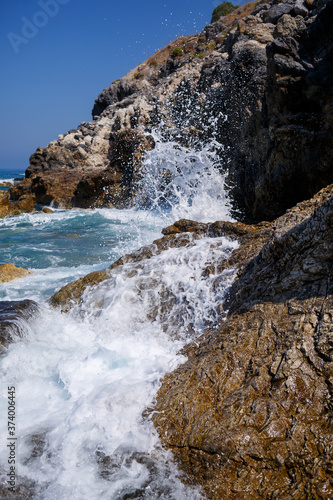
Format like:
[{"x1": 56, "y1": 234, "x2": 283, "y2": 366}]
[
  {"x1": 193, "y1": 52, "x2": 205, "y2": 59},
  {"x1": 211, "y1": 2, "x2": 238, "y2": 23},
  {"x1": 206, "y1": 41, "x2": 216, "y2": 50},
  {"x1": 170, "y1": 47, "x2": 183, "y2": 57}
]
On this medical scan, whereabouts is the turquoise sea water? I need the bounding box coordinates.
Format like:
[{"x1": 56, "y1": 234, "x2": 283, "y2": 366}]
[
  {"x1": 0, "y1": 138, "x2": 236, "y2": 498},
  {"x1": 0, "y1": 169, "x2": 24, "y2": 191}
]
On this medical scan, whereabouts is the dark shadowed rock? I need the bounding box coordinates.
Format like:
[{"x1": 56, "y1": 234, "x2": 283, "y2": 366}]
[{"x1": 0, "y1": 300, "x2": 39, "y2": 351}]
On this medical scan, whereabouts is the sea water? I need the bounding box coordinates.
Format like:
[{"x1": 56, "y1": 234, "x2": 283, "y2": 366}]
[{"x1": 0, "y1": 136, "x2": 237, "y2": 499}]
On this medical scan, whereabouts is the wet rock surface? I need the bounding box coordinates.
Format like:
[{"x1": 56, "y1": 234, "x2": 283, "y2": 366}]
[
  {"x1": 49, "y1": 184, "x2": 333, "y2": 497},
  {"x1": 0, "y1": 300, "x2": 39, "y2": 351},
  {"x1": 10, "y1": 0, "x2": 333, "y2": 220},
  {"x1": 0, "y1": 191, "x2": 35, "y2": 218},
  {"x1": 152, "y1": 184, "x2": 333, "y2": 499}
]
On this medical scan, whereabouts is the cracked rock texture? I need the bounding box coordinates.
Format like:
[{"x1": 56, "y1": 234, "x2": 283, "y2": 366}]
[
  {"x1": 9, "y1": 0, "x2": 333, "y2": 221},
  {"x1": 152, "y1": 184, "x2": 333, "y2": 499}
]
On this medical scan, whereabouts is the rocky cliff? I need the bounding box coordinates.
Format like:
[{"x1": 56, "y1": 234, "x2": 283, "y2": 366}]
[{"x1": 9, "y1": 0, "x2": 333, "y2": 221}]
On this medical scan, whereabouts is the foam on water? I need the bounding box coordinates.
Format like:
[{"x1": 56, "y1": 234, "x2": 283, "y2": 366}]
[
  {"x1": 0, "y1": 208, "x2": 164, "y2": 302},
  {"x1": 0, "y1": 137, "x2": 237, "y2": 498}
]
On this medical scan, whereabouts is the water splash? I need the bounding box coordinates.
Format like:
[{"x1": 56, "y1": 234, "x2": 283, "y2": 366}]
[
  {"x1": 135, "y1": 129, "x2": 233, "y2": 223},
  {"x1": 0, "y1": 232, "x2": 237, "y2": 499},
  {"x1": 0, "y1": 130, "x2": 237, "y2": 498}
]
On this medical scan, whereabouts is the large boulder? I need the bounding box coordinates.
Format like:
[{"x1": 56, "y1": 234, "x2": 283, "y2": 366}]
[
  {"x1": 152, "y1": 184, "x2": 333, "y2": 498},
  {"x1": 0, "y1": 263, "x2": 32, "y2": 283}
]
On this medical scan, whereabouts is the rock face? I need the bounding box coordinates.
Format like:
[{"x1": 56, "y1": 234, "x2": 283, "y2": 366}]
[
  {"x1": 10, "y1": 0, "x2": 333, "y2": 220},
  {"x1": 49, "y1": 184, "x2": 333, "y2": 498},
  {"x1": 50, "y1": 217, "x2": 272, "y2": 312},
  {"x1": 6, "y1": 0, "x2": 333, "y2": 497},
  {"x1": 152, "y1": 184, "x2": 333, "y2": 499}
]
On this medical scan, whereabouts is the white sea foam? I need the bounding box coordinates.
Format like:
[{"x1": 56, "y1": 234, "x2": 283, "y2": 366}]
[
  {"x1": 0, "y1": 133, "x2": 237, "y2": 497},
  {"x1": 0, "y1": 234, "x2": 237, "y2": 499}
]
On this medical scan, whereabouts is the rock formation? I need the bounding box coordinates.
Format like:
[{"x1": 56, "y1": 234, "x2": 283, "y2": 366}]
[
  {"x1": 9, "y1": 0, "x2": 333, "y2": 221},
  {"x1": 0, "y1": 190, "x2": 34, "y2": 219},
  {"x1": 49, "y1": 184, "x2": 333, "y2": 498},
  {"x1": 151, "y1": 184, "x2": 333, "y2": 498}
]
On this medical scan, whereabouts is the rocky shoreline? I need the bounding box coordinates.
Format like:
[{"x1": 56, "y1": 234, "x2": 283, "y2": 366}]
[
  {"x1": 1, "y1": 0, "x2": 333, "y2": 497},
  {"x1": 47, "y1": 183, "x2": 333, "y2": 498}
]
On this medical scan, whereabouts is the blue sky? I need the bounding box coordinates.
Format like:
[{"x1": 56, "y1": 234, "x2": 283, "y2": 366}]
[{"x1": 1, "y1": 0, "x2": 236, "y2": 171}]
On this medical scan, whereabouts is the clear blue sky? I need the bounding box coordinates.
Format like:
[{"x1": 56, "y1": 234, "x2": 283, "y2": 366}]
[{"x1": 1, "y1": 0, "x2": 237, "y2": 171}]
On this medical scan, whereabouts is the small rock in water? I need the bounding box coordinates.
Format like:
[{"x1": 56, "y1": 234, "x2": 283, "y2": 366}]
[
  {"x1": 0, "y1": 299, "x2": 39, "y2": 349},
  {"x1": 0, "y1": 263, "x2": 32, "y2": 283}
]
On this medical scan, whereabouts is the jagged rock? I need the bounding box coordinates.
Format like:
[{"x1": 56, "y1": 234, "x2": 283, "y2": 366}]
[
  {"x1": 0, "y1": 264, "x2": 32, "y2": 283},
  {"x1": 72, "y1": 130, "x2": 154, "y2": 208},
  {"x1": 151, "y1": 184, "x2": 333, "y2": 499},
  {"x1": 49, "y1": 184, "x2": 333, "y2": 496},
  {"x1": 50, "y1": 217, "x2": 270, "y2": 312},
  {"x1": 294, "y1": 0, "x2": 309, "y2": 15},
  {"x1": 0, "y1": 192, "x2": 35, "y2": 218},
  {"x1": 262, "y1": 2, "x2": 294, "y2": 23}
]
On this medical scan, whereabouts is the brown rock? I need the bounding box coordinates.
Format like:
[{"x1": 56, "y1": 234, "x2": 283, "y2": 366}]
[
  {"x1": 50, "y1": 269, "x2": 110, "y2": 312},
  {"x1": 13, "y1": 195, "x2": 35, "y2": 212},
  {"x1": 72, "y1": 131, "x2": 154, "y2": 208},
  {"x1": 151, "y1": 184, "x2": 333, "y2": 499},
  {"x1": 0, "y1": 264, "x2": 32, "y2": 283}
]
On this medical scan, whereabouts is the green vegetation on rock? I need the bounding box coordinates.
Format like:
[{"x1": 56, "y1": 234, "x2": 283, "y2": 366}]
[
  {"x1": 211, "y1": 2, "x2": 238, "y2": 23},
  {"x1": 170, "y1": 46, "x2": 183, "y2": 57}
]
